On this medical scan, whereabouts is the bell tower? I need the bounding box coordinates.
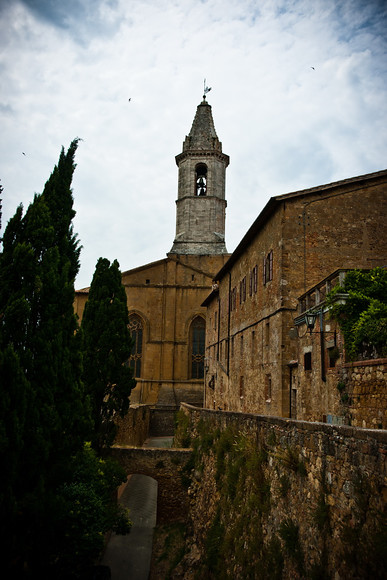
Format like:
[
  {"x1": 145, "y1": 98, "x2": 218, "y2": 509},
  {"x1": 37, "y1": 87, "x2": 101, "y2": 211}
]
[{"x1": 169, "y1": 96, "x2": 229, "y2": 255}]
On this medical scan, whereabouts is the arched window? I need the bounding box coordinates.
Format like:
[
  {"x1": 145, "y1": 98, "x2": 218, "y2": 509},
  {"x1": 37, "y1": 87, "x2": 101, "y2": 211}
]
[
  {"x1": 128, "y1": 314, "x2": 143, "y2": 377},
  {"x1": 190, "y1": 316, "x2": 205, "y2": 379},
  {"x1": 195, "y1": 164, "x2": 207, "y2": 196}
]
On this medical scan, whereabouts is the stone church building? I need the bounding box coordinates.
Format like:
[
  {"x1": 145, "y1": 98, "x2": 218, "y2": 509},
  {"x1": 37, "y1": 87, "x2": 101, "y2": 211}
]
[
  {"x1": 75, "y1": 97, "x2": 387, "y2": 423},
  {"x1": 74, "y1": 97, "x2": 230, "y2": 407}
]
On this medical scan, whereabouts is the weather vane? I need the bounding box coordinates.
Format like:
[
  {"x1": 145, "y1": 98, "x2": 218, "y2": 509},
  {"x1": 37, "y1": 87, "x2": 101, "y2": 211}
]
[{"x1": 203, "y1": 78, "x2": 212, "y2": 99}]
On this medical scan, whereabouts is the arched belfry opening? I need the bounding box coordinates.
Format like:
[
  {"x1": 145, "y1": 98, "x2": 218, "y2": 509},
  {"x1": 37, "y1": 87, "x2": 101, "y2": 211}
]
[{"x1": 195, "y1": 163, "x2": 207, "y2": 196}]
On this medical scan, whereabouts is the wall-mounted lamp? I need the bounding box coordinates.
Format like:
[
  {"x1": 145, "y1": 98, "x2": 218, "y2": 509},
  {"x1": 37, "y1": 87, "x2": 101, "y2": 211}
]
[{"x1": 305, "y1": 312, "x2": 318, "y2": 333}]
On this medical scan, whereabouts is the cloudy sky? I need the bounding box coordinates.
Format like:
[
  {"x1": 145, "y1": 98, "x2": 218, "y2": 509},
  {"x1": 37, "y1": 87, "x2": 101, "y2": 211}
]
[{"x1": 1, "y1": 0, "x2": 386, "y2": 288}]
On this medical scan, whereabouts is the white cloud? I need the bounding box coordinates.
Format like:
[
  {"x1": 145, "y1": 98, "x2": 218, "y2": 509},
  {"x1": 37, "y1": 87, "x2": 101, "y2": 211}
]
[{"x1": 1, "y1": 0, "x2": 386, "y2": 288}]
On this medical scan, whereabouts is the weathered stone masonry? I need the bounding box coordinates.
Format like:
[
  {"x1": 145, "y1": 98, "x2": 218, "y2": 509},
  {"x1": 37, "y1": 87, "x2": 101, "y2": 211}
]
[
  {"x1": 176, "y1": 403, "x2": 387, "y2": 579},
  {"x1": 110, "y1": 446, "x2": 191, "y2": 525},
  {"x1": 341, "y1": 358, "x2": 387, "y2": 429}
]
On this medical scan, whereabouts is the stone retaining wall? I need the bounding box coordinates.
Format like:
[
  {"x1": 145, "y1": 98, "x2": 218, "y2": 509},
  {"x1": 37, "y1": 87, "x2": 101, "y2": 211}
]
[
  {"x1": 149, "y1": 406, "x2": 177, "y2": 437},
  {"x1": 114, "y1": 405, "x2": 178, "y2": 445},
  {"x1": 342, "y1": 358, "x2": 387, "y2": 429},
  {"x1": 175, "y1": 403, "x2": 387, "y2": 579},
  {"x1": 114, "y1": 405, "x2": 151, "y2": 446}
]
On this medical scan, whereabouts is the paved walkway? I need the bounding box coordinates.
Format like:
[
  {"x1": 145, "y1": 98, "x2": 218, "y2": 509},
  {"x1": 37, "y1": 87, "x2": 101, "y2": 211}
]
[
  {"x1": 143, "y1": 436, "x2": 173, "y2": 448},
  {"x1": 101, "y1": 437, "x2": 173, "y2": 579},
  {"x1": 101, "y1": 474, "x2": 158, "y2": 579}
]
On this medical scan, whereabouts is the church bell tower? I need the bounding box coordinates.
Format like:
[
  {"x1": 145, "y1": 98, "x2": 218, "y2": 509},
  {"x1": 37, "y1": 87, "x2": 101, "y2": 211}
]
[{"x1": 169, "y1": 96, "x2": 229, "y2": 255}]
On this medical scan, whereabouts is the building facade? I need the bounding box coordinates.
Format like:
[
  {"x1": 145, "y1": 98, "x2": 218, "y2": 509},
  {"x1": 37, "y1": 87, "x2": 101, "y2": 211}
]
[
  {"x1": 75, "y1": 97, "x2": 230, "y2": 407},
  {"x1": 203, "y1": 170, "x2": 387, "y2": 420},
  {"x1": 293, "y1": 268, "x2": 387, "y2": 428}
]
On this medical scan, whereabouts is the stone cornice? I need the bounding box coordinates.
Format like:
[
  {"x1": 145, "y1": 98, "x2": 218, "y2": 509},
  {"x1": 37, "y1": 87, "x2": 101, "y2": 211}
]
[{"x1": 175, "y1": 149, "x2": 230, "y2": 166}]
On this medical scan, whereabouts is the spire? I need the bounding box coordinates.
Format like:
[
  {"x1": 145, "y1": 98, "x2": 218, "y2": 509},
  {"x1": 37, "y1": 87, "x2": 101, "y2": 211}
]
[
  {"x1": 182, "y1": 97, "x2": 223, "y2": 152},
  {"x1": 169, "y1": 98, "x2": 229, "y2": 256}
]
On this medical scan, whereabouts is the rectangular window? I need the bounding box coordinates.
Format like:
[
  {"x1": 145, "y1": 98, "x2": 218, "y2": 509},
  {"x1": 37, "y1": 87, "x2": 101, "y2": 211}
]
[
  {"x1": 304, "y1": 351, "x2": 312, "y2": 371},
  {"x1": 240, "y1": 334, "x2": 244, "y2": 355},
  {"x1": 249, "y1": 271, "x2": 253, "y2": 296},
  {"x1": 253, "y1": 265, "x2": 258, "y2": 293},
  {"x1": 328, "y1": 346, "x2": 339, "y2": 368},
  {"x1": 263, "y1": 251, "x2": 273, "y2": 284},
  {"x1": 230, "y1": 287, "x2": 237, "y2": 311},
  {"x1": 265, "y1": 375, "x2": 272, "y2": 402},
  {"x1": 265, "y1": 321, "x2": 270, "y2": 346},
  {"x1": 239, "y1": 375, "x2": 244, "y2": 398},
  {"x1": 239, "y1": 276, "x2": 246, "y2": 303}
]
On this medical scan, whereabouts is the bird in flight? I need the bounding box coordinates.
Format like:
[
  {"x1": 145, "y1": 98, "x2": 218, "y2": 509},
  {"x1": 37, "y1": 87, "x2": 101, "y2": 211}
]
[
  {"x1": 22, "y1": 152, "x2": 26, "y2": 156},
  {"x1": 128, "y1": 98, "x2": 131, "y2": 102},
  {"x1": 311, "y1": 67, "x2": 315, "y2": 70}
]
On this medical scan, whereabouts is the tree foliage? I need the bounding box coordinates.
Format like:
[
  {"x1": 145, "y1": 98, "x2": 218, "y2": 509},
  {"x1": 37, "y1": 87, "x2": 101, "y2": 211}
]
[
  {"x1": 82, "y1": 257, "x2": 136, "y2": 451},
  {"x1": 0, "y1": 179, "x2": 3, "y2": 232},
  {"x1": 38, "y1": 443, "x2": 130, "y2": 579},
  {"x1": 0, "y1": 141, "x2": 130, "y2": 576},
  {"x1": 326, "y1": 267, "x2": 387, "y2": 360}
]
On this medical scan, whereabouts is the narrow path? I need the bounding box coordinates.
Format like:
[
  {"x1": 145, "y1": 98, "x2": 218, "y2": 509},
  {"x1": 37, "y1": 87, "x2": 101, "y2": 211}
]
[
  {"x1": 143, "y1": 436, "x2": 173, "y2": 448},
  {"x1": 101, "y1": 437, "x2": 173, "y2": 578},
  {"x1": 102, "y1": 474, "x2": 157, "y2": 579}
]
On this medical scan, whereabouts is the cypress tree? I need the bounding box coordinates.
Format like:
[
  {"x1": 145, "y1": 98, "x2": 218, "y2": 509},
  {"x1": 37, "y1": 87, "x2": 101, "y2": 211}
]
[
  {"x1": 0, "y1": 140, "x2": 92, "y2": 572},
  {"x1": 82, "y1": 257, "x2": 136, "y2": 451}
]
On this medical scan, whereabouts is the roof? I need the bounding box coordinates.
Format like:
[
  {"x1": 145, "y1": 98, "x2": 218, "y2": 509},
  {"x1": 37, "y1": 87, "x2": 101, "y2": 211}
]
[
  {"x1": 214, "y1": 168, "x2": 387, "y2": 283},
  {"x1": 75, "y1": 254, "x2": 221, "y2": 293},
  {"x1": 176, "y1": 97, "x2": 229, "y2": 167}
]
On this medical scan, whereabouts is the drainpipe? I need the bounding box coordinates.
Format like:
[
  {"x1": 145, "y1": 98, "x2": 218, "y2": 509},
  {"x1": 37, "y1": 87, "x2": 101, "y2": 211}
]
[
  {"x1": 217, "y1": 294, "x2": 221, "y2": 361},
  {"x1": 320, "y1": 311, "x2": 326, "y2": 382},
  {"x1": 227, "y1": 272, "x2": 231, "y2": 376},
  {"x1": 288, "y1": 360, "x2": 298, "y2": 419}
]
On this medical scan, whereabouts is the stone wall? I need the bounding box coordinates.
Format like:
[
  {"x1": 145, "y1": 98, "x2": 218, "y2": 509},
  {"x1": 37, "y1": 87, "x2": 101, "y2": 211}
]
[
  {"x1": 149, "y1": 406, "x2": 177, "y2": 437},
  {"x1": 174, "y1": 403, "x2": 387, "y2": 579},
  {"x1": 114, "y1": 405, "x2": 178, "y2": 444},
  {"x1": 341, "y1": 358, "x2": 387, "y2": 429},
  {"x1": 110, "y1": 446, "x2": 191, "y2": 525},
  {"x1": 114, "y1": 405, "x2": 151, "y2": 446}
]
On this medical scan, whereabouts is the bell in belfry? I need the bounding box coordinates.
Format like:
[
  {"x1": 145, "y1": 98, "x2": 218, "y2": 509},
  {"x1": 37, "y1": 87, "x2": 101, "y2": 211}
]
[{"x1": 197, "y1": 176, "x2": 206, "y2": 196}]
